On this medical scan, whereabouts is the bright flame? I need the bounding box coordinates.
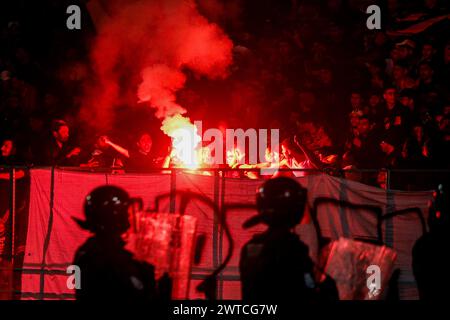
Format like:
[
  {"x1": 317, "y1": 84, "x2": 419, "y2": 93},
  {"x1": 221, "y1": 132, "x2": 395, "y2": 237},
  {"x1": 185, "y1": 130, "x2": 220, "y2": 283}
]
[
  {"x1": 161, "y1": 114, "x2": 203, "y2": 169},
  {"x1": 265, "y1": 149, "x2": 280, "y2": 164}
]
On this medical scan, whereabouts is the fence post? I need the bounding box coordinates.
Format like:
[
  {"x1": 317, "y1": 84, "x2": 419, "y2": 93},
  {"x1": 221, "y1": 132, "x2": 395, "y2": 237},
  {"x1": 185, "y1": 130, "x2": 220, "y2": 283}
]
[
  {"x1": 11, "y1": 168, "x2": 16, "y2": 266},
  {"x1": 386, "y1": 169, "x2": 391, "y2": 190},
  {"x1": 169, "y1": 169, "x2": 177, "y2": 213},
  {"x1": 213, "y1": 169, "x2": 222, "y2": 299}
]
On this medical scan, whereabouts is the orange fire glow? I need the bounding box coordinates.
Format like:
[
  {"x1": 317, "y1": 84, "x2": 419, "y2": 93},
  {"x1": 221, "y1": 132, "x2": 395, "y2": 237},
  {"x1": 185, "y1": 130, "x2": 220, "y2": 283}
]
[
  {"x1": 161, "y1": 114, "x2": 203, "y2": 169},
  {"x1": 226, "y1": 148, "x2": 245, "y2": 168}
]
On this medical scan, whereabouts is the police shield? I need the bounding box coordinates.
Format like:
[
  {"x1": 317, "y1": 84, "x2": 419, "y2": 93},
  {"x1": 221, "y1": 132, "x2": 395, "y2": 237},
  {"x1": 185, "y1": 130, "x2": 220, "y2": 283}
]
[
  {"x1": 320, "y1": 238, "x2": 397, "y2": 300},
  {"x1": 129, "y1": 213, "x2": 197, "y2": 299}
]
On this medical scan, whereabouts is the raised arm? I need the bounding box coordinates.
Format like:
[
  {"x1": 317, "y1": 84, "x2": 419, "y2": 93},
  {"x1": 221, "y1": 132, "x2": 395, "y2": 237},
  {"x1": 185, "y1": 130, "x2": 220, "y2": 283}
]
[
  {"x1": 293, "y1": 135, "x2": 325, "y2": 170},
  {"x1": 104, "y1": 137, "x2": 130, "y2": 159}
]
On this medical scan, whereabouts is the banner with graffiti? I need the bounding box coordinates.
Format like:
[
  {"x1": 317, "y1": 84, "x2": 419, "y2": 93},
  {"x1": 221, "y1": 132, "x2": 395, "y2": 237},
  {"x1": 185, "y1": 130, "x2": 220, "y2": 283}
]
[{"x1": 19, "y1": 168, "x2": 432, "y2": 300}]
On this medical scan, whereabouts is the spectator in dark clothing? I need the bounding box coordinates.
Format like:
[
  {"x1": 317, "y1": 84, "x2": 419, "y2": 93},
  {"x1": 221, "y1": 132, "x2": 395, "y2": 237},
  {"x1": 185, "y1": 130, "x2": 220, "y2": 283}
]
[
  {"x1": 81, "y1": 135, "x2": 129, "y2": 168},
  {"x1": 399, "y1": 89, "x2": 419, "y2": 125},
  {"x1": 379, "y1": 128, "x2": 404, "y2": 169},
  {"x1": 418, "y1": 42, "x2": 437, "y2": 67},
  {"x1": 0, "y1": 138, "x2": 16, "y2": 165},
  {"x1": 344, "y1": 116, "x2": 384, "y2": 185},
  {"x1": 0, "y1": 137, "x2": 26, "y2": 179},
  {"x1": 366, "y1": 91, "x2": 385, "y2": 129},
  {"x1": 379, "y1": 126, "x2": 416, "y2": 189},
  {"x1": 348, "y1": 116, "x2": 383, "y2": 169},
  {"x1": 126, "y1": 133, "x2": 157, "y2": 171},
  {"x1": 417, "y1": 62, "x2": 440, "y2": 106},
  {"x1": 347, "y1": 110, "x2": 363, "y2": 142},
  {"x1": 38, "y1": 120, "x2": 81, "y2": 166},
  {"x1": 382, "y1": 87, "x2": 411, "y2": 132},
  {"x1": 349, "y1": 90, "x2": 364, "y2": 113},
  {"x1": 394, "y1": 40, "x2": 417, "y2": 66},
  {"x1": 391, "y1": 62, "x2": 410, "y2": 90}
]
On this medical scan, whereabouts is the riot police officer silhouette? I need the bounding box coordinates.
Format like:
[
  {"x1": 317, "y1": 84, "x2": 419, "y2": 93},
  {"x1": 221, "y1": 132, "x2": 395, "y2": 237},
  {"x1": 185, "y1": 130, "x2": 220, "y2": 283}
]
[
  {"x1": 73, "y1": 185, "x2": 170, "y2": 302},
  {"x1": 412, "y1": 184, "x2": 450, "y2": 300},
  {"x1": 239, "y1": 177, "x2": 338, "y2": 302}
]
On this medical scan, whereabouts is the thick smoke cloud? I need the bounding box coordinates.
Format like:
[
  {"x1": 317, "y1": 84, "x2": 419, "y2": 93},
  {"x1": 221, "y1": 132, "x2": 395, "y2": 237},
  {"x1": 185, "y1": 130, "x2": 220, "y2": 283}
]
[{"x1": 82, "y1": 0, "x2": 233, "y2": 131}]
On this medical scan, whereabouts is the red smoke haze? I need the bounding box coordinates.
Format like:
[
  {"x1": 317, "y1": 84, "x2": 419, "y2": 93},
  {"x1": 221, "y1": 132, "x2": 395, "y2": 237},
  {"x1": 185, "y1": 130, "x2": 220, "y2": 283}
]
[{"x1": 82, "y1": 0, "x2": 233, "y2": 130}]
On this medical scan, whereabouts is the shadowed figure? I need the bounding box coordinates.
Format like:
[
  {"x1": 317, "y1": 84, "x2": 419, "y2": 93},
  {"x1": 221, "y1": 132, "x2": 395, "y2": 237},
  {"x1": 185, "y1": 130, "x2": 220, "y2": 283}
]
[
  {"x1": 73, "y1": 185, "x2": 171, "y2": 302},
  {"x1": 239, "y1": 177, "x2": 338, "y2": 302},
  {"x1": 412, "y1": 184, "x2": 450, "y2": 300}
]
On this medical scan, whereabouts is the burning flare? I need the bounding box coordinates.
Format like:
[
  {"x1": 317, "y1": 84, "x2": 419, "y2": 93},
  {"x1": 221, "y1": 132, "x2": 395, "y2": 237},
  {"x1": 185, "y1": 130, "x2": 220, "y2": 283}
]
[{"x1": 162, "y1": 114, "x2": 203, "y2": 169}]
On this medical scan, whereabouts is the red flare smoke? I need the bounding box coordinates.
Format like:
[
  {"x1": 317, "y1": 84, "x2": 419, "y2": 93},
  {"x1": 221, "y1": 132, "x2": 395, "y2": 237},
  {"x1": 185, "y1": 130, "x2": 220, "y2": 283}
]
[{"x1": 82, "y1": 0, "x2": 234, "y2": 131}]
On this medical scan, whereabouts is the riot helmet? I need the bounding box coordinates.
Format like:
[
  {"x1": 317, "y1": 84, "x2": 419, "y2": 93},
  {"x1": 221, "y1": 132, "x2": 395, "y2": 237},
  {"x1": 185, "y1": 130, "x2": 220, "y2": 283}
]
[
  {"x1": 243, "y1": 177, "x2": 307, "y2": 229},
  {"x1": 75, "y1": 185, "x2": 131, "y2": 235}
]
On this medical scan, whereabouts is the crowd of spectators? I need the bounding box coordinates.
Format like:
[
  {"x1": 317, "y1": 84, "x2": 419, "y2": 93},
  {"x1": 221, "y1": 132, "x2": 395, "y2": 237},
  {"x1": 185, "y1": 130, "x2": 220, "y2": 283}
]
[
  {"x1": 0, "y1": 0, "x2": 449, "y2": 190},
  {"x1": 219, "y1": 0, "x2": 449, "y2": 189}
]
